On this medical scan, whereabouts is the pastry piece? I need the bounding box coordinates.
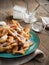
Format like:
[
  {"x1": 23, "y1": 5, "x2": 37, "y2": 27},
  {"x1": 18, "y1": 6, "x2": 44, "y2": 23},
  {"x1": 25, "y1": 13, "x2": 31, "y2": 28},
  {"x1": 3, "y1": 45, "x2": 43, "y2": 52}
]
[{"x1": 0, "y1": 34, "x2": 8, "y2": 43}]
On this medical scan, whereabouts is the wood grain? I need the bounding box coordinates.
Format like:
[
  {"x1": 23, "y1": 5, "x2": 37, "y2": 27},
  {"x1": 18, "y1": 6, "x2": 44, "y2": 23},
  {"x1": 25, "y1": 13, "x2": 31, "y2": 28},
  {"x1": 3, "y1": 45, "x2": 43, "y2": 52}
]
[
  {"x1": 0, "y1": 0, "x2": 49, "y2": 65},
  {"x1": 37, "y1": 0, "x2": 49, "y2": 13},
  {"x1": 23, "y1": 0, "x2": 39, "y2": 12}
]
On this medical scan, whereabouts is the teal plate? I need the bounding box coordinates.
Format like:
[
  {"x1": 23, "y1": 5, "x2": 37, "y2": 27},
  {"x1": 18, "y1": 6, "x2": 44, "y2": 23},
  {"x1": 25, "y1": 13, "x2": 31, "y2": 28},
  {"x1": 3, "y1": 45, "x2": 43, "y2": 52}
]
[{"x1": 0, "y1": 30, "x2": 40, "y2": 58}]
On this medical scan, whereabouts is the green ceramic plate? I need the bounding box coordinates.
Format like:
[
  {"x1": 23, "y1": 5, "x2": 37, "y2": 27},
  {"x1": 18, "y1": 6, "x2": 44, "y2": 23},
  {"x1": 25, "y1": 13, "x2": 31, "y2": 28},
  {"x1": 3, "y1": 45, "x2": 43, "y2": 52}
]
[{"x1": 0, "y1": 30, "x2": 40, "y2": 58}]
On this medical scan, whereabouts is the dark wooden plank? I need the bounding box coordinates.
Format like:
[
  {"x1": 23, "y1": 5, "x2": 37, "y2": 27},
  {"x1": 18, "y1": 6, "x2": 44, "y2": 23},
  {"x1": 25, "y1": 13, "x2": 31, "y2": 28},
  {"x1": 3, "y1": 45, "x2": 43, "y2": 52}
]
[
  {"x1": 22, "y1": 60, "x2": 35, "y2": 65},
  {"x1": 38, "y1": 31, "x2": 49, "y2": 55},
  {"x1": 33, "y1": 60, "x2": 46, "y2": 65},
  {"x1": 37, "y1": 0, "x2": 49, "y2": 13},
  {"x1": 0, "y1": 0, "x2": 13, "y2": 10},
  {"x1": 36, "y1": 6, "x2": 49, "y2": 17},
  {"x1": 24, "y1": 0, "x2": 39, "y2": 12},
  {"x1": 0, "y1": 0, "x2": 13, "y2": 20},
  {"x1": 45, "y1": 57, "x2": 49, "y2": 65},
  {"x1": 11, "y1": 0, "x2": 26, "y2": 8},
  {"x1": 37, "y1": 31, "x2": 49, "y2": 65}
]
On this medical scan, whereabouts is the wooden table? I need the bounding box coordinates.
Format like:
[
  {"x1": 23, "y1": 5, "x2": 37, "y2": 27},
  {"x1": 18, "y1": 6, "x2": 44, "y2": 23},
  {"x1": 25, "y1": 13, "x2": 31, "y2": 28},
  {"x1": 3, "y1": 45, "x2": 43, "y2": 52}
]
[{"x1": 0, "y1": 0, "x2": 49, "y2": 65}]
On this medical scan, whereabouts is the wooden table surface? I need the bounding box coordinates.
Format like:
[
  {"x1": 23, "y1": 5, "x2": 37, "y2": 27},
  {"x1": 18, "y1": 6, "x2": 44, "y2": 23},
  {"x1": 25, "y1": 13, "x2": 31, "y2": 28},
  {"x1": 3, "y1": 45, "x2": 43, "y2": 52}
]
[{"x1": 0, "y1": 0, "x2": 49, "y2": 65}]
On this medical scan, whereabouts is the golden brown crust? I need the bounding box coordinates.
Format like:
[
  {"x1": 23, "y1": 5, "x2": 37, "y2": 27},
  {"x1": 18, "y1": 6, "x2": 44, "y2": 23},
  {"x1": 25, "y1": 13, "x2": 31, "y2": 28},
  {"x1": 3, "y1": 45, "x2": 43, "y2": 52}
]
[{"x1": 0, "y1": 20, "x2": 33, "y2": 54}]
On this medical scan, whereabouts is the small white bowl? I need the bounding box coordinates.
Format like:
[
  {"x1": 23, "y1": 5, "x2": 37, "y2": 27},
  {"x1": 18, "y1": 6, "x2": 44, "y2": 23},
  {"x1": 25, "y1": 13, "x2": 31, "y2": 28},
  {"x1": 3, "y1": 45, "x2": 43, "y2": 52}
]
[{"x1": 32, "y1": 22, "x2": 43, "y2": 32}]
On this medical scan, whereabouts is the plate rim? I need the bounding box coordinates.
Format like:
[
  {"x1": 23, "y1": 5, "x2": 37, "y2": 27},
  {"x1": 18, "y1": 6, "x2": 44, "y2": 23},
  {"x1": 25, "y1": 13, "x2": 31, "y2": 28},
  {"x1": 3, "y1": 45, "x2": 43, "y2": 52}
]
[{"x1": 0, "y1": 30, "x2": 40, "y2": 58}]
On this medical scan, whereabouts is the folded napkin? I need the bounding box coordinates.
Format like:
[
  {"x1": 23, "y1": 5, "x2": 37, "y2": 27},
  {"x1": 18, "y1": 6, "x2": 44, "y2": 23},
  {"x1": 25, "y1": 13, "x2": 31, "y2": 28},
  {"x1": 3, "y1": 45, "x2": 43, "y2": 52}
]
[
  {"x1": 13, "y1": 5, "x2": 37, "y2": 23},
  {"x1": 0, "y1": 49, "x2": 45, "y2": 65},
  {"x1": 41, "y1": 16, "x2": 49, "y2": 28}
]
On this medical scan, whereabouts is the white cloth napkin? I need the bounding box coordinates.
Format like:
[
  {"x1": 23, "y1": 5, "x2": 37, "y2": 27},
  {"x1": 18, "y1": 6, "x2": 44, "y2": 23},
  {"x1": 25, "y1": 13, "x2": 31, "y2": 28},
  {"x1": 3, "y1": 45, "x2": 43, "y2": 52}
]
[
  {"x1": 13, "y1": 5, "x2": 26, "y2": 19},
  {"x1": 0, "y1": 49, "x2": 45, "y2": 65},
  {"x1": 13, "y1": 5, "x2": 37, "y2": 23},
  {"x1": 41, "y1": 16, "x2": 49, "y2": 28}
]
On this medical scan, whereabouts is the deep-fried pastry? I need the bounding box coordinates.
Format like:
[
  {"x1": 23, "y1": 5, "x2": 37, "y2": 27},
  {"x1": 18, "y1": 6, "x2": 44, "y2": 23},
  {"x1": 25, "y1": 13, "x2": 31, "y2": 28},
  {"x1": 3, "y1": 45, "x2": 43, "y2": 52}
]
[{"x1": 0, "y1": 20, "x2": 33, "y2": 54}]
